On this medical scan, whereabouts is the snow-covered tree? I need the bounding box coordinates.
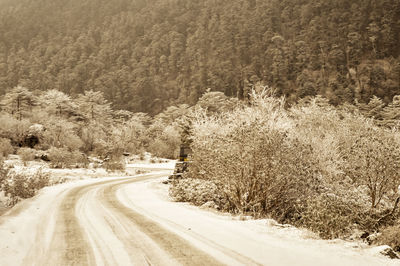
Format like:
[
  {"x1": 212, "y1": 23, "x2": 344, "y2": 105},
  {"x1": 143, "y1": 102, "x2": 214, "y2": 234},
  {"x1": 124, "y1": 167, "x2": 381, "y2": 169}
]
[{"x1": 0, "y1": 86, "x2": 35, "y2": 120}]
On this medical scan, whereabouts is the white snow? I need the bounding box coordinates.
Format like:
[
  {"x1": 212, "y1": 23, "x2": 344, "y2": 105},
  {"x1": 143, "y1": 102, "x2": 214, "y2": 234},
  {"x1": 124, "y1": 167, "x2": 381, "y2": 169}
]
[
  {"x1": 117, "y1": 177, "x2": 400, "y2": 266},
  {"x1": 0, "y1": 178, "x2": 95, "y2": 266},
  {"x1": 126, "y1": 160, "x2": 176, "y2": 170}
]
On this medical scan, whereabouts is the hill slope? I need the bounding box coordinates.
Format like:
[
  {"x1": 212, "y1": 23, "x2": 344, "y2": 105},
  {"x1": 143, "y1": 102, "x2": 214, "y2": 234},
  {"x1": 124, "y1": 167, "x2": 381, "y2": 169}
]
[{"x1": 0, "y1": 0, "x2": 399, "y2": 113}]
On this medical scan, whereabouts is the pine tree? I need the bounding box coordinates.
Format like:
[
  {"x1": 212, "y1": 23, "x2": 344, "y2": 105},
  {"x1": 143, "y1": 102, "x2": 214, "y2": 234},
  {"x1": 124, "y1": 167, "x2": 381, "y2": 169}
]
[
  {"x1": 38, "y1": 89, "x2": 77, "y2": 118},
  {"x1": 75, "y1": 90, "x2": 112, "y2": 125},
  {"x1": 381, "y1": 95, "x2": 400, "y2": 128},
  {"x1": 0, "y1": 86, "x2": 35, "y2": 120}
]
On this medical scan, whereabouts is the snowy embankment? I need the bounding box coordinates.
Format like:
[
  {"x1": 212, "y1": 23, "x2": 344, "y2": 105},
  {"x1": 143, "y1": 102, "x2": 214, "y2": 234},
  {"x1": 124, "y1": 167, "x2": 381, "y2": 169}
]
[
  {"x1": 126, "y1": 160, "x2": 176, "y2": 170},
  {"x1": 0, "y1": 155, "x2": 175, "y2": 212},
  {"x1": 118, "y1": 177, "x2": 399, "y2": 266}
]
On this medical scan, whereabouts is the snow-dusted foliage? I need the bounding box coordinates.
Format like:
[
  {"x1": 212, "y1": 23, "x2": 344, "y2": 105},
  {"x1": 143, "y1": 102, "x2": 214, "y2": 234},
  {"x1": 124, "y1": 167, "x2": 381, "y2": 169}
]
[
  {"x1": 187, "y1": 90, "x2": 320, "y2": 219},
  {"x1": 17, "y1": 148, "x2": 36, "y2": 165},
  {"x1": 169, "y1": 178, "x2": 227, "y2": 207},
  {"x1": 0, "y1": 138, "x2": 13, "y2": 158},
  {"x1": 47, "y1": 147, "x2": 88, "y2": 169},
  {"x1": 0, "y1": 166, "x2": 50, "y2": 207},
  {"x1": 147, "y1": 121, "x2": 180, "y2": 159},
  {"x1": 174, "y1": 89, "x2": 400, "y2": 239}
]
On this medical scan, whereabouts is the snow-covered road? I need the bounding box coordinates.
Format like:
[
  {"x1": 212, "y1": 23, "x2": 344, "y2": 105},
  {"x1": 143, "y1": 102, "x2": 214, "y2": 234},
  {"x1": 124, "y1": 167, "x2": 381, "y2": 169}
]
[{"x1": 0, "y1": 170, "x2": 397, "y2": 266}]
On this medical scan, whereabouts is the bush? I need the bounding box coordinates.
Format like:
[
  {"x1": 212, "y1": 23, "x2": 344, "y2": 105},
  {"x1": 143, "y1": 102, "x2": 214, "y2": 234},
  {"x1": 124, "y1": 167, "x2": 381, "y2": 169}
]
[
  {"x1": 295, "y1": 194, "x2": 363, "y2": 239},
  {"x1": 0, "y1": 138, "x2": 13, "y2": 157},
  {"x1": 17, "y1": 147, "x2": 36, "y2": 164},
  {"x1": 169, "y1": 178, "x2": 227, "y2": 208},
  {"x1": 103, "y1": 157, "x2": 125, "y2": 172},
  {"x1": 344, "y1": 127, "x2": 400, "y2": 209},
  {"x1": 148, "y1": 138, "x2": 178, "y2": 159},
  {"x1": 178, "y1": 92, "x2": 400, "y2": 238},
  {"x1": 147, "y1": 123, "x2": 180, "y2": 159},
  {"x1": 377, "y1": 224, "x2": 400, "y2": 252},
  {"x1": 0, "y1": 159, "x2": 9, "y2": 186},
  {"x1": 2, "y1": 168, "x2": 50, "y2": 206},
  {"x1": 187, "y1": 93, "x2": 320, "y2": 220},
  {"x1": 41, "y1": 119, "x2": 83, "y2": 151},
  {"x1": 79, "y1": 122, "x2": 107, "y2": 154},
  {"x1": 169, "y1": 91, "x2": 400, "y2": 240},
  {"x1": 0, "y1": 113, "x2": 31, "y2": 144},
  {"x1": 48, "y1": 147, "x2": 88, "y2": 168}
]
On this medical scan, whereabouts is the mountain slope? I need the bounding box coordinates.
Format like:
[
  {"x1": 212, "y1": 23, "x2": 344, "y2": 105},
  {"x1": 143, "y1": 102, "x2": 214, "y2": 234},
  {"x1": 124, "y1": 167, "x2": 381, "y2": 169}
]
[{"x1": 0, "y1": 0, "x2": 399, "y2": 114}]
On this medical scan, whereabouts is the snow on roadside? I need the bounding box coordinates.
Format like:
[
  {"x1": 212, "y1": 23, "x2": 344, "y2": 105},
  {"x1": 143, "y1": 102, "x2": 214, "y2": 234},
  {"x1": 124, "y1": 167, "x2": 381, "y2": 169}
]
[
  {"x1": 0, "y1": 174, "x2": 155, "y2": 266},
  {"x1": 126, "y1": 160, "x2": 176, "y2": 170},
  {"x1": 0, "y1": 178, "x2": 97, "y2": 266},
  {"x1": 3, "y1": 156, "x2": 141, "y2": 184},
  {"x1": 117, "y1": 178, "x2": 399, "y2": 266},
  {"x1": 0, "y1": 155, "x2": 148, "y2": 214}
]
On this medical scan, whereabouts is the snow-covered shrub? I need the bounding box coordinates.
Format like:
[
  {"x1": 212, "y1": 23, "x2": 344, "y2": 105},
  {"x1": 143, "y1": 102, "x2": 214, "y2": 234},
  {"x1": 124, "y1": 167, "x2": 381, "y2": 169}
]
[
  {"x1": 170, "y1": 90, "x2": 400, "y2": 239},
  {"x1": 79, "y1": 122, "x2": 107, "y2": 154},
  {"x1": 295, "y1": 193, "x2": 365, "y2": 239},
  {"x1": 289, "y1": 99, "x2": 400, "y2": 236},
  {"x1": 103, "y1": 157, "x2": 125, "y2": 172},
  {"x1": 115, "y1": 114, "x2": 149, "y2": 154},
  {"x1": 17, "y1": 147, "x2": 36, "y2": 164},
  {"x1": 377, "y1": 224, "x2": 400, "y2": 252},
  {"x1": 0, "y1": 113, "x2": 30, "y2": 144},
  {"x1": 41, "y1": 118, "x2": 83, "y2": 151},
  {"x1": 147, "y1": 124, "x2": 180, "y2": 159},
  {"x1": 169, "y1": 178, "x2": 227, "y2": 208},
  {"x1": 290, "y1": 100, "x2": 346, "y2": 178},
  {"x1": 0, "y1": 159, "x2": 8, "y2": 186},
  {"x1": 48, "y1": 147, "x2": 88, "y2": 168},
  {"x1": 186, "y1": 92, "x2": 322, "y2": 219},
  {"x1": 148, "y1": 139, "x2": 174, "y2": 159},
  {"x1": 1, "y1": 168, "x2": 50, "y2": 206},
  {"x1": 344, "y1": 127, "x2": 400, "y2": 209},
  {"x1": 0, "y1": 138, "x2": 13, "y2": 157}
]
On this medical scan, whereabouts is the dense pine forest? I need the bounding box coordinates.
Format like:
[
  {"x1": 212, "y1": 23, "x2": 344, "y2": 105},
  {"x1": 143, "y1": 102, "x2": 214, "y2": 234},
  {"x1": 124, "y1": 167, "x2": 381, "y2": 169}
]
[{"x1": 0, "y1": 0, "x2": 399, "y2": 114}]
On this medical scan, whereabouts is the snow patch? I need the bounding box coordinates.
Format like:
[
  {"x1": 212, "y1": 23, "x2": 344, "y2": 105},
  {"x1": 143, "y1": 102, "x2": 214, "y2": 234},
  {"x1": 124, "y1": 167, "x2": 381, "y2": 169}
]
[{"x1": 117, "y1": 178, "x2": 399, "y2": 266}]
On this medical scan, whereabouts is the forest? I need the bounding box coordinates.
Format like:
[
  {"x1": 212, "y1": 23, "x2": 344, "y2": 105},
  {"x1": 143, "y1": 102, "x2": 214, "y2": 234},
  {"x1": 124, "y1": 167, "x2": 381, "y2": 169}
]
[{"x1": 0, "y1": 0, "x2": 399, "y2": 114}]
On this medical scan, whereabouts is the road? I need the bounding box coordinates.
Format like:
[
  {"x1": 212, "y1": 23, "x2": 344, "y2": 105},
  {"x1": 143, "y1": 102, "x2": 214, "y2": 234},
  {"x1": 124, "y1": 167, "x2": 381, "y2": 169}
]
[
  {"x1": 0, "y1": 170, "x2": 396, "y2": 266},
  {"x1": 16, "y1": 173, "x2": 222, "y2": 265}
]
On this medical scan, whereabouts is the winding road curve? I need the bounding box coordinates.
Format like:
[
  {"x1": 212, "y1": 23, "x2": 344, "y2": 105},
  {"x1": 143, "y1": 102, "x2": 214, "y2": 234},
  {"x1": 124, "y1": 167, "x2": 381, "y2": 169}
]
[
  {"x1": 19, "y1": 173, "x2": 254, "y2": 266},
  {"x1": 1, "y1": 171, "x2": 396, "y2": 266}
]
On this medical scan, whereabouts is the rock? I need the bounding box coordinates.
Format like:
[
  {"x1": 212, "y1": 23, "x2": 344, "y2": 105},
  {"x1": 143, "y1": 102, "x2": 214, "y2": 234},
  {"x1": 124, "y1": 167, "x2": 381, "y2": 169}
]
[
  {"x1": 23, "y1": 134, "x2": 39, "y2": 148},
  {"x1": 347, "y1": 229, "x2": 367, "y2": 241},
  {"x1": 201, "y1": 201, "x2": 217, "y2": 209},
  {"x1": 366, "y1": 232, "x2": 381, "y2": 244},
  {"x1": 360, "y1": 232, "x2": 369, "y2": 239},
  {"x1": 372, "y1": 245, "x2": 400, "y2": 259},
  {"x1": 28, "y1": 124, "x2": 44, "y2": 135},
  {"x1": 40, "y1": 154, "x2": 50, "y2": 162},
  {"x1": 34, "y1": 151, "x2": 50, "y2": 161}
]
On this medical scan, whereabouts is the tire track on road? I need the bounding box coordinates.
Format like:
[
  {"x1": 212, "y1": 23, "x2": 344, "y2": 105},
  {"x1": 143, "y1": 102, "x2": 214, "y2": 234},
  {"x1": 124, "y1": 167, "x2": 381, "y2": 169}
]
[
  {"x1": 42, "y1": 177, "x2": 136, "y2": 265},
  {"x1": 101, "y1": 178, "x2": 224, "y2": 266}
]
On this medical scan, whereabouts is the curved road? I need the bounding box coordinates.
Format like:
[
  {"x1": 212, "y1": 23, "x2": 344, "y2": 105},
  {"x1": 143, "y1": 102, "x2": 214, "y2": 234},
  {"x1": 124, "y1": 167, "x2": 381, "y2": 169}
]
[
  {"x1": 21, "y1": 173, "x2": 228, "y2": 266},
  {"x1": 0, "y1": 171, "x2": 396, "y2": 266}
]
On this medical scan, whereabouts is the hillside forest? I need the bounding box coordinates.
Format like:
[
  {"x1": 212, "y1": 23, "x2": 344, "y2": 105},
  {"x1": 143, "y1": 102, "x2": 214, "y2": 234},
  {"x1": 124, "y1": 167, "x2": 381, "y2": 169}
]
[{"x1": 0, "y1": 0, "x2": 399, "y2": 114}]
